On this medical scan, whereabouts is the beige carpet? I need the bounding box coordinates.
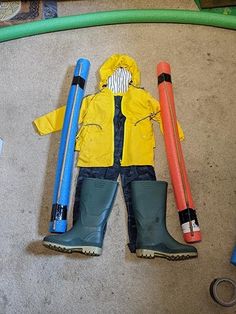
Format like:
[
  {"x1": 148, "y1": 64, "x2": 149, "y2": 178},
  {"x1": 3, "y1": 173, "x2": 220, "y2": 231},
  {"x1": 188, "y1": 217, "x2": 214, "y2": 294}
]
[{"x1": 0, "y1": 1, "x2": 236, "y2": 313}]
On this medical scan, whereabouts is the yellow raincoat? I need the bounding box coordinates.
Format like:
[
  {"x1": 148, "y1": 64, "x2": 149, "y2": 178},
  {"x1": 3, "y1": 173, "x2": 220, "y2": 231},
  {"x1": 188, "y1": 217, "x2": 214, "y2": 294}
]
[{"x1": 34, "y1": 54, "x2": 184, "y2": 167}]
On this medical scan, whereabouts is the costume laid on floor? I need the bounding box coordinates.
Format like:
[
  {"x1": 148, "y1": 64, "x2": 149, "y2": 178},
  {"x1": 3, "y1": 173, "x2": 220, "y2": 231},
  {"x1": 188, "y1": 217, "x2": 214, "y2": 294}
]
[{"x1": 34, "y1": 54, "x2": 197, "y2": 259}]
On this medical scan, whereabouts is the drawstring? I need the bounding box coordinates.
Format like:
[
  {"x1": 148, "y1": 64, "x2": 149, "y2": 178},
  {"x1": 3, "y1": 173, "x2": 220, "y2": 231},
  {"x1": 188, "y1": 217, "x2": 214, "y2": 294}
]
[{"x1": 134, "y1": 111, "x2": 160, "y2": 126}]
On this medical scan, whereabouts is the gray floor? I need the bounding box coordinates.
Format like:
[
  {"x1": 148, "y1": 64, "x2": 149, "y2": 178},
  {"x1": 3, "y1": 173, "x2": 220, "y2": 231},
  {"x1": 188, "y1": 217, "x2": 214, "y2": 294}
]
[{"x1": 0, "y1": 1, "x2": 236, "y2": 313}]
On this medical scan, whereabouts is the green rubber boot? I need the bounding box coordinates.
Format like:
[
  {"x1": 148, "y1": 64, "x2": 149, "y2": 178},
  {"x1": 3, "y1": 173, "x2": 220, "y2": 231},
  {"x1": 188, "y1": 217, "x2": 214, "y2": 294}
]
[
  {"x1": 43, "y1": 178, "x2": 118, "y2": 256},
  {"x1": 131, "y1": 180, "x2": 198, "y2": 260}
]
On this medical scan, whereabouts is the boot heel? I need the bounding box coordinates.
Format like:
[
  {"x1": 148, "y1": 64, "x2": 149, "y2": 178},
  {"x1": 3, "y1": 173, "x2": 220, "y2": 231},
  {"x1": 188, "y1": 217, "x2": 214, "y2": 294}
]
[
  {"x1": 136, "y1": 249, "x2": 155, "y2": 258},
  {"x1": 82, "y1": 246, "x2": 102, "y2": 256}
]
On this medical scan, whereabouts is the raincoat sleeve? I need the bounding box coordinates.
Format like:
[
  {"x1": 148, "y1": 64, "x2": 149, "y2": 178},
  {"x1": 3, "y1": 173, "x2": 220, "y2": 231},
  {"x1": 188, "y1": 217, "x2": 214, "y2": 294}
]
[
  {"x1": 33, "y1": 106, "x2": 66, "y2": 135},
  {"x1": 147, "y1": 93, "x2": 184, "y2": 141},
  {"x1": 33, "y1": 95, "x2": 92, "y2": 136}
]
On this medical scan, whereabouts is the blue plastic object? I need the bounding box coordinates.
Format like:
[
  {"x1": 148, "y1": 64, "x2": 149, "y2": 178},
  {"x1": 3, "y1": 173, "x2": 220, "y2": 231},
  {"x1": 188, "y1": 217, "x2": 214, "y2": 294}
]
[
  {"x1": 231, "y1": 245, "x2": 236, "y2": 266},
  {"x1": 49, "y1": 58, "x2": 90, "y2": 233}
]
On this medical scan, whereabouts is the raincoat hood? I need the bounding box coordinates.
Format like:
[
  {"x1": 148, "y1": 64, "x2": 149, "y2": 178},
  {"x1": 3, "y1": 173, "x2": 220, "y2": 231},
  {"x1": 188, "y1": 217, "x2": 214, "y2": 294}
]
[{"x1": 99, "y1": 54, "x2": 141, "y2": 89}]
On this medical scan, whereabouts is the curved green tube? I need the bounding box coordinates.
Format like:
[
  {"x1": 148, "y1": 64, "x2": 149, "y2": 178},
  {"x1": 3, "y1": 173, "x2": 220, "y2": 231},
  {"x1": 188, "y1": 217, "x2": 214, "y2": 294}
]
[{"x1": 0, "y1": 9, "x2": 236, "y2": 43}]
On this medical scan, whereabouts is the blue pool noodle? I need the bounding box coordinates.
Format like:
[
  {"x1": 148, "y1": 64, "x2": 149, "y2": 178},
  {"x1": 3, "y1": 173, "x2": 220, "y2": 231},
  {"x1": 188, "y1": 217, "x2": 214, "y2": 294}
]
[
  {"x1": 49, "y1": 58, "x2": 90, "y2": 233},
  {"x1": 231, "y1": 246, "x2": 236, "y2": 266}
]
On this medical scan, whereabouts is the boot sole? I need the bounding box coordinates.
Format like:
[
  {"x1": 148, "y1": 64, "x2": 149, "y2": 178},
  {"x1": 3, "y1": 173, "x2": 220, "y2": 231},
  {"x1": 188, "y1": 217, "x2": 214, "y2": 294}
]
[
  {"x1": 43, "y1": 241, "x2": 102, "y2": 256},
  {"x1": 136, "y1": 249, "x2": 197, "y2": 261}
]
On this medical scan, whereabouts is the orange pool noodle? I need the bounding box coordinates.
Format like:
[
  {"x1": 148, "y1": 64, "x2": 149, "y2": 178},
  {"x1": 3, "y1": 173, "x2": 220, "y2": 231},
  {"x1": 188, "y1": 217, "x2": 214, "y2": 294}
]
[{"x1": 157, "y1": 62, "x2": 201, "y2": 243}]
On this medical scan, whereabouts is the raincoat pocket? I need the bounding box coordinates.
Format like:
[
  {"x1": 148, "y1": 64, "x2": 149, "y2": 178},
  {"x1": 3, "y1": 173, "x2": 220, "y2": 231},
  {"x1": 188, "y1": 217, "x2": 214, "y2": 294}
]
[
  {"x1": 75, "y1": 123, "x2": 103, "y2": 152},
  {"x1": 137, "y1": 119, "x2": 153, "y2": 140},
  {"x1": 135, "y1": 119, "x2": 155, "y2": 148}
]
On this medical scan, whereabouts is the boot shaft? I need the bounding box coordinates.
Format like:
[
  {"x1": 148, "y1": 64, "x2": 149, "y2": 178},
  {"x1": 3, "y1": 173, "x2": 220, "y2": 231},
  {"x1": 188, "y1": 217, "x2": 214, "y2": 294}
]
[
  {"x1": 131, "y1": 180, "x2": 169, "y2": 245},
  {"x1": 76, "y1": 178, "x2": 118, "y2": 245},
  {"x1": 131, "y1": 180, "x2": 168, "y2": 224},
  {"x1": 79, "y1": 178, "x2": 118, "y2": 226}
]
